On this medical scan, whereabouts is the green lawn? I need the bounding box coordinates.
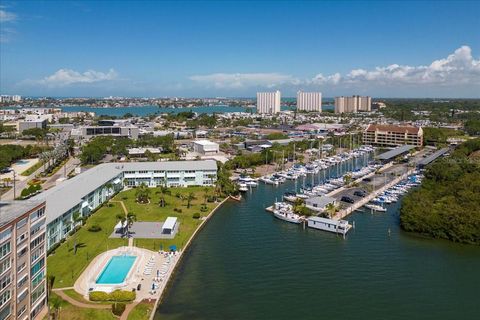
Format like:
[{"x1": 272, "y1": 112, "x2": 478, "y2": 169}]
[
  {"x1": 47, "y1": 202, "x2": 127, "y2": 288},
  {"x1": 48, "y1": 186, "x2": 219, "y2": 289},
  {"x1": 127, "y1": 301, "x2": 156, "y2": 320},
  {"x1": 47, "y1": 293, "x2": 116, "y2": 320}
]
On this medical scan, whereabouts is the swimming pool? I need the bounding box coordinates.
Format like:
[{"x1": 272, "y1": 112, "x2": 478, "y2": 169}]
[{"x1": 96, "y1": 255, "x2": 137, "y2": 284}]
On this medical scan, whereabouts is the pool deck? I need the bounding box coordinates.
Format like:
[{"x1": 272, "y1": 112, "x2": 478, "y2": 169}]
[{"x1": 74, "y1": 246, "x2": 179, "y2": 302}]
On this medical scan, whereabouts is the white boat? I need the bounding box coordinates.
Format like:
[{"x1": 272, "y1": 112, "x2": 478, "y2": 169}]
[
  {"x1": 365, "y1": 204, "x2": 387, "y2": 212},
  {"x1": 273, "y1": 209, "x2": 302, "y2": 224},
  {"x1": 238, "y1": 183, "x2": 248, "y2": 192}
]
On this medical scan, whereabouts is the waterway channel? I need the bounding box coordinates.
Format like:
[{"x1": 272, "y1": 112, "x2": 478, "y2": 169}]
[{"x1": 156, "y1": 154, "x2": 480, "y2": 320}]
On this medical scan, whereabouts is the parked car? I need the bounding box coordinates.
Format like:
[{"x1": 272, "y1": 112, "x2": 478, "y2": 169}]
[
  {"x1": 0, "y1": 167, "x2": 12, "y2": 174},
  {"x1": 362, "y1": 177, "x2": 372, "y2": 182},
  {"x1": 341, "y1": 196, "x2": 355, "y2": 204},
  {"x1": 354, "y1": 190, "x2": 367, "y2": 197}
]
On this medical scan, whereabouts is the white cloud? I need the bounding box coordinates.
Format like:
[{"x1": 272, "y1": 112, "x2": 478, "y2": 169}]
[
  {"x1": 189, "y1": 72, "x2": 297, "y2": 89},
  {"x1": 0, "y1": 8, "x2": 17, "y2": 22},
  {"x1": 342, "y1": 45, "x2": 480, "y2": 86},
  {"x1": 0, "y1": 8, "x2": 17, "y2": 42},
  {"x1": 188, "y1": 46, "x2": 480, "y2": 93},
  {"x1": 37, "y1": 68, "x2": 119, "y2": 87}
]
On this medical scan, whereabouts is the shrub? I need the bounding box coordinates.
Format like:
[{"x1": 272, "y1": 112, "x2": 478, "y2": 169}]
[
  {"x1": 89, "y1": 291, "x2": 110, "y2": 301},
  {"x1": 88, "y1": 225, "x2": 102, "y2": 232},
  {"x1": 110, "y1": 290, "x2": 136, "y2": 302},
  {"x1": 192, "y1": 212, "x2": 200, "y2": 219},
  {"x1": 112, "y1": 302, "x2": 126, "y2": 316}
]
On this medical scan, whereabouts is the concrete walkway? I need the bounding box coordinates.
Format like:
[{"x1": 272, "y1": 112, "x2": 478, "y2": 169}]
[
  {"x1": 54, "y1": 289, "x2": 111, "y2": 309},
  {"x1": 120, "y1": 301, "x2": 140, "y2": 320}
]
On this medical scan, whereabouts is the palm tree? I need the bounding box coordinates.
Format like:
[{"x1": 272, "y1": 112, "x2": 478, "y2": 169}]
[
  {"x1": 343, "y1": 174, "x2": 353, "y2": 186},
  {"x1": 135, "y1": 183, "x2": 150, "y2": 203},
  {"x1": 72, "y1": 212, "x2": 83, "y2": 255},
  {"x1": 186, "y1": 192, "x2": 195, "y2": 208},
  {"x1": 116, "y1": 213, "x2": 126, "y2": 237},
  {"x1": 203, "y1": 187, "x2": 209, "y2": 204},
  {"x1": 49, "y1": 295, "x2": 62, "y2": 320},
  {"x1": 325, "y1": 203, "x2": 337, "y2": 218},
  {"x1": 47, "y1": 275, "x2": 55, "y2": 319},
  {"x1": 125, "y1": 213, "x2": 137, "y2": 237}
]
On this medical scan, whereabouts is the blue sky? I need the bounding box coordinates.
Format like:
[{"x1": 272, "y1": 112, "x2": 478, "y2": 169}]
[{"x1": 1, "y1": 0, "x2": 479, "y2": 98}]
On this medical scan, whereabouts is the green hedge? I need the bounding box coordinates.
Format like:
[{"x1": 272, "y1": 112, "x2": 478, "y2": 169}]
[{"x1": 89, "y1": 290, "x2": 135, "y2": 302}]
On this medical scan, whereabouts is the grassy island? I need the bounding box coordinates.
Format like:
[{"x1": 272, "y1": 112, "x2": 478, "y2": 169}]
[{"x1": 400, "y1": 139, "x2": 480, "y2": 244}]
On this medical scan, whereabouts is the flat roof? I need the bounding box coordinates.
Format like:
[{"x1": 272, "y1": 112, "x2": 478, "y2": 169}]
[
  {"x1": 417, "y1": 148, "x2": 449, "y2": 166},
  {"x1": 162, "y1": 217, "x2": 177, "y2": 230},
  {"x1": 0, "y1": 200, "x2": 44, "y2": 227},
  {"x1": 32, "y1": 160, "x2": 217, "y2": 224},
  {"x1": 376, "y1": 145, "x2": 415, "y2": 161},
  {"x1": 193, "y1": 140, "x2": 219, "y2": 146}
]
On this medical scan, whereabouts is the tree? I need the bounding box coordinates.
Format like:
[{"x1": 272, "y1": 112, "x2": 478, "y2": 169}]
[
  {"x1": 325, "y1": 203, "x2": 337, "y2": 218},
  {"x1": 186, "y1": 192, "x2": 195, "y2": 208},
  {"x1": 72, "y1": 212, "x2": 83, "y2": 255},
  {"x1": 49, "y1": 295, "x2": 62, "y2": 320},
  {"x1": 343, "y1": 174, "x2": 353, "y2": 186},
  {"x1": 125, "y1": 213, "x2": 137, "y2": 238},
  {"x1": 47, "y1": 275, "x2": 56, "y2": 319},
  {"x1": 116, "y1": 213, "x2": 126, "y2": 237},
  {"x1": 135, "y1": 183, "x2": 150, "y2": 203}
]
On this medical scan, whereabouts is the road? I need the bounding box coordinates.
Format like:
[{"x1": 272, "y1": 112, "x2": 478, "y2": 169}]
[{"x1": 0, "y1": 157, "x2": 80, "y2": 200}]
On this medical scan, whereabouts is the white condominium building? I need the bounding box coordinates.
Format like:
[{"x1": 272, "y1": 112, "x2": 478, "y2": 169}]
[
  {"x1": 257, "y1": 91, "x2": 281, "y2": 114},
  {"x1": 334, "y1": 96, "x2": 371, "y2": 113},
  {"x1": 297, "y1": 91, "x2": 322, "y2": 112}
]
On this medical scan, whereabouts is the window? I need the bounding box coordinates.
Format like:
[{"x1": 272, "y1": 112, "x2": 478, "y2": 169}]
[
  {"x1": 30, "y1": 207, "x2": 45, "y2": 223},
  {"x1": 0, "y1": 259, "x2": 10, "y2": 275},
  {"x1": 0, "y1": 274, "x2": 11, "y2": 291},
  {"x1": 31, "y1": 221, "x2": 44, "y2": 237},
  {"x1": 0, "y1": 303, "x2": 11, "y2": 319},
  {"x1": 17, "y1": 232, "x2": 27, "y2": 245},
  {"x1": 17, "y1": 246, "x2": 27, "y2": 259},
  {"x1": 31, "y1": 258, "x2": 45, "y2": 277},
  {"x1": 17, "y1": 274, "x2": 28, "y2": 288},
  {"x1": 17, "y1": 217, "x2": 28, "y2": 229},
  {"x1": 30, "y1": 233, "x2": 45, "y2": 251},
  {"x1": 0, "y1": 290, "x2": 11, "y2": 308},
  {"x1": 31, "y1": 247, "x2": 44, "y2": 263},
  {"x1": 17, "y1": 304, "x2": 26, "y2": 317},
  {"x1": 17, "y1": 262, "x2": 26, "y2": 273},
  {"x1": 0, "y1": 229, "x2": 11, "y2": 245},
  {"x1": 31, "y1": 284, "x2": 45, "y2": 304},
  {"x1": 32, "y1": 270, "x2": 45, "y2": 288},
  {"x1": 0, "y1": 242, "x2": 10, "y2": 260}
]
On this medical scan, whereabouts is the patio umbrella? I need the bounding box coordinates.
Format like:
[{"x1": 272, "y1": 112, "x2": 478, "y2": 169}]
[
  {"x1": 157, "y1": 270, "x2": 159, "y2": 277},
  {"x1": 152, "y1": 283, "x2": 155, "y2": 290}
]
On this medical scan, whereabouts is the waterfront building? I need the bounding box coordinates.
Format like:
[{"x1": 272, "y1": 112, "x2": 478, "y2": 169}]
[
  {"x1": 71, "y1": 125, "x2": 140, "y2": 140},
  {"x1": 334, "y1": 96, "x2": 371, "y2": 113},
  {"x1": 0, "y1": 200, "x2": 47, "y2": 320},
  {"x1": 193, "y1": 140, "x2": 220, "y2": 155},
  {"x1": 257, "y1": 91, "x2": 281, "y2": 114},
  {"x1": 297, "y1": 91, "x2": 322, "y2": 112},
  {"x1": 31, "y1": 160, "x2": 217, "y2": 250},
  {"x1": 305, "y1": 196, "x2": 337, "y2": 212},
  {"x1": 363, "y1": 124, "x2": 423, "y2": 147}
]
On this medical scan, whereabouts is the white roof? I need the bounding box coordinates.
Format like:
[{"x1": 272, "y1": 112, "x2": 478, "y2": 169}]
[
  {"x1": 193, "y1": 140, "x2": 218, "y2": 146},
  {"x1": 162, "y1": 217, "x2": 177, "y2": 230}
]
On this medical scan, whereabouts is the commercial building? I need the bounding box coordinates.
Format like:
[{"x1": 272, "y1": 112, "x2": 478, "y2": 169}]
[
  {"x1": 18, "y1": 115, "x2": 49, "y2": 133},
  {"x1": 32, "y1": 160, "x2": 217, "y2": 250},
  {"x1": 297, "y1": 91, "x2": 322, "y2": 112},
  {"x1": 334, "y1": 96, "x2": 371, "y2": 113},
  {"x1": 0, "y1": 95, "x2": 22, "y2": 103},
  {"x1": 257, "y1": 91, "x2": 281, "y2": 114},
  {"x1": 193, "y1": 140, "x2": 219, "y2": 155},
  {"x1": 71, "y1": 125, "x2": 140, "y2": 140},
  {"x1": 0, "y1": 200, "x2": 47, "y2": 320},
  {"x1": 363, "y1": 124, "x2": 423, "y2": 147}
]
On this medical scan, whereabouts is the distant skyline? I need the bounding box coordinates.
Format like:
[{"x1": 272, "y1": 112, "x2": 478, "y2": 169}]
[{"x1": 1, "y1": 1, "x2": 479, "y2": 98}]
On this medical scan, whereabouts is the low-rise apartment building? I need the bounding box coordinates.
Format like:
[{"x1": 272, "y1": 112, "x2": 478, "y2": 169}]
[
  {"x1": 363, "y1": 124, "x2": 423, "y2": 147},
  {"x1": 0, "y1": 200, "x2": 47, "y2": 320},
  {"x1": 32, "y1": 160, "x2": 217, "y2": 250}
]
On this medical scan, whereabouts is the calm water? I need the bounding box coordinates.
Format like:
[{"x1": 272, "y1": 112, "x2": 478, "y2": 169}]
[
  {"x1": 156, "y1": 157, "x2": 480, "y2": 320},
  {"x1": 42, "y1": 104, "x2": 333, "y2": 117}
]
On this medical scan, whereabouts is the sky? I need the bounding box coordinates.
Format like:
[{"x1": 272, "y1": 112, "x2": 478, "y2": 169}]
[{"x1": 0, "y1": 0, "x2": 479, "y2": 98}]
